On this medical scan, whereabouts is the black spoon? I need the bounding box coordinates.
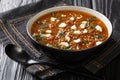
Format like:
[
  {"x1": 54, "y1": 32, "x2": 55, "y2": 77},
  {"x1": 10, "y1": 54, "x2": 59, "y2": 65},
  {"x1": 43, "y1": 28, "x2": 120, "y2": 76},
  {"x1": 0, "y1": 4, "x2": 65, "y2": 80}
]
[
  {"x1": 5, "y1": 44, "x2": 102, "y2": 80},
  {"x1": 5, "y1": 44, "x2": 40, "y2": 65}
]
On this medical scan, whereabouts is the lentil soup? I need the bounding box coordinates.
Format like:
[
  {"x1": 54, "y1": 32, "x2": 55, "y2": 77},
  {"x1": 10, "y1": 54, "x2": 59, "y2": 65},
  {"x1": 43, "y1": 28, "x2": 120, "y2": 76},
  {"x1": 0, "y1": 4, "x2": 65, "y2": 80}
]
[{"x1": 31, "y1": 10, "x2": 108, "y2": 50}]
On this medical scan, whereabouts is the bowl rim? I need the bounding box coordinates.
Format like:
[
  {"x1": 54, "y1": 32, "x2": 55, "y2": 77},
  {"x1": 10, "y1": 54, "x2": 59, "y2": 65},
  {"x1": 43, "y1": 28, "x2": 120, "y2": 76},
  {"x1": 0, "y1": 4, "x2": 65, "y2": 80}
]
[{"x1": 26, "y1": 6, "x2": 113, "y2": 52}]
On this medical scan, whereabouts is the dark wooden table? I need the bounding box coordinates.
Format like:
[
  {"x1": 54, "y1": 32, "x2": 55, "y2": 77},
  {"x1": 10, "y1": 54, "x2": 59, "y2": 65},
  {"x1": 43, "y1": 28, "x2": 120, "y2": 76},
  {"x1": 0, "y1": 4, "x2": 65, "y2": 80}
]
[{"x1": 0, "y1": 0, "x2": 120, "y2": 80}]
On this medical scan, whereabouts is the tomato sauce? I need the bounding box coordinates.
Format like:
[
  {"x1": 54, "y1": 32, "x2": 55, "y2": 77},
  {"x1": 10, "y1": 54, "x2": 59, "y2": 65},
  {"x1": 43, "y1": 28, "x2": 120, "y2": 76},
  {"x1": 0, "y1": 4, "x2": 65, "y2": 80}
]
[{"x1": 31, "y1": 10, "x2": 108, "y2": 50}]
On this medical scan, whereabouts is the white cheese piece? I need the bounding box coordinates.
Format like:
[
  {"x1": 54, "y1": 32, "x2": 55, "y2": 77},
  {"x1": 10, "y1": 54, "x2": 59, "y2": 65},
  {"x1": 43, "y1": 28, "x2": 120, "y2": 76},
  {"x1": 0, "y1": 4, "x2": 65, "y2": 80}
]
[
  {"x1": 42, "y1": 34, "x2": 51, "y2": 37},
  {"x1": 59, "y1": 22, "x2": 67, "y2": 28},
  {"x1": 82, "y1": 21, "x2": 87, "y2": 24},
  {"x1": 96, "y1": 41, "x2": 102, "y2": 45},
  {"x1": 46, "y1": 30, "x2": 52, "y2": 33},
  {"x1": 71, "y1": 25, "x2": 77, "y2": 30},
  {"x1": 80, "y1": 24, "x2": 86, "y2": 29},
  {"x1": 50, "y1": 17, "x2": 56, "y2": 21},
  {"x1": 70, "y1": 17, "x2": 75, "y2": 21},
  {"x1": 65, "y1": 36, "x2": 70, "y2": 42},
  {"x1": 80, "y1": 21, "x2": 87, "y2": 29},
  {"x1": 61, "y1": 14, "x2": 66, "y2": 17},
  {"x1": 73, "y1": 39, "x2": 81, "y2": 43},
  {"x1": 95, "y1": 25, "x2": 102, "y2": 32},
  {"x1": 73, "y1": 30, "x2": 81, "y2": 34},
  {"x1": 83, "y1": 29, "x2": 88, "y2": 33},
  {"x1": 60, "y1": 42, "x2": 69, "y2": 47}
]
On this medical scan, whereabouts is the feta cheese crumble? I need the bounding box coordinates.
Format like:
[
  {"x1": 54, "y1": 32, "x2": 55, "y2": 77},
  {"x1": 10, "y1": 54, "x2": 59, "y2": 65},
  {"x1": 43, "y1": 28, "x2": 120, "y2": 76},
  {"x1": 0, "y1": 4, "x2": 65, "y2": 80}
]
[
  {"x1": 50, "y1": 17, "x2": 56, "y2": 21},
  {"x1": 61, "y1": 14, "x2": 66, "y2": 17},
  {"x1": 71, "y1": 25, "x2": 77, "y2": 30},
  {"x1": 73, "y1": 39, "x2": 81, "y2": 43},
  {"x1": 80, "y1": 21, "x2": 87, "y2": 29},
  {"x1": 41, "y1": 34, "x2": 51, "y2": 37},
  {"x1": 65, "y1": 36, "x2": 70, "y2": 42},
  {"x1": 73, "y1": 30, "x2": 81, "y2": 34},
  {"x1": 46, "y1": 30, "x2": 52, "y2": 33},
  {"x1": 70, "y1": 17, "x2": 75, "y2": 21},
  {"x1": 59, "y1": 22, "x2": 67, "y2": 28},
  {"x1": 96, "y1": 41, "x2": 102, "y2": 45},
  {"x1": 95, "y1": 25, "x2": 102, "y2": 32},
  {"x1": 83, "y1": 29, "x2": 88, "y2": 33},
  {"x1": 60, "y1": 42, "x2": 69, "y2": 47}
]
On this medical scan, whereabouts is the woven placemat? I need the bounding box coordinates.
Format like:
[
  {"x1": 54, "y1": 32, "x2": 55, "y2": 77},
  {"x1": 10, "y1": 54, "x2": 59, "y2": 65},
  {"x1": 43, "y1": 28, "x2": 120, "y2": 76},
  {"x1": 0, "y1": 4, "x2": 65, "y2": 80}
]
[{"x1": 1, "y1": 0, "x2": 120, "y2": 80}]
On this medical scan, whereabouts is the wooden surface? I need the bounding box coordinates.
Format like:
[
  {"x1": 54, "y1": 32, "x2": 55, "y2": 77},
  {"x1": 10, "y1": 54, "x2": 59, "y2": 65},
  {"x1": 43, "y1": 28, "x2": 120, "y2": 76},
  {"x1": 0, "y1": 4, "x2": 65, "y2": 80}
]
[{"x1": 0, "y1": 0, "x2": 120, "y2": 80}]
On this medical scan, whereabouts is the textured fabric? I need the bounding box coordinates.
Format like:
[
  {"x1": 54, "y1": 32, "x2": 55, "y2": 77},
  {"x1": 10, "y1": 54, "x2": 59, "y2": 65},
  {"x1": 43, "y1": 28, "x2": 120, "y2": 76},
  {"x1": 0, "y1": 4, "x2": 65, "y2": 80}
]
[{"x1": 0, "y1": 0, "x2": 120, "y2": 80}]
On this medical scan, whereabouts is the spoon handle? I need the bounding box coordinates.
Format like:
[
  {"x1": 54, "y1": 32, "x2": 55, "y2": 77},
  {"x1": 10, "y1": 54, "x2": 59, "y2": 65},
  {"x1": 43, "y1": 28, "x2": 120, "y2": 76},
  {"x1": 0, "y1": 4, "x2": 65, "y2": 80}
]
[{"x1": 27, "y1": 59, "x2": 39, "y2": 64}]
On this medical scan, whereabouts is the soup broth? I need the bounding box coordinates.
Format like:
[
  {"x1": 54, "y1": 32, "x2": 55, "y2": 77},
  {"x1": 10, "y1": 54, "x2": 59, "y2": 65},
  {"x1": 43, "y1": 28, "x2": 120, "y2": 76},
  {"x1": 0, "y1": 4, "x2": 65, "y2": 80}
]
[{"x1": 31, "y1": 10, "x2": 108, "y2": 50}]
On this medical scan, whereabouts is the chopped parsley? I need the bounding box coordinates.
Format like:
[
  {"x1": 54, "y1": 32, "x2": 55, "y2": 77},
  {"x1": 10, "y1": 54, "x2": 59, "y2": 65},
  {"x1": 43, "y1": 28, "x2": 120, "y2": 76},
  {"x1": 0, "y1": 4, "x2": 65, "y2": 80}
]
[
  {"x1": 57, "y1": 31, "x2": 65, "y2": 38},
  {"x1": 62, "y1": 46, "x2": 72, "y2": 50},
  {"x1": 53, "y1": 43, "x2": 72, "y2": 50},
  {"x1": 89, "y1": 16, "x2": 97, "y2": 22},
  {"x1": 94, "y1": 34, "x2": 102, "y2": 39},
  {"x1": 32, "y1": 33, "x2": 40, "y2": 40},
  {"x1": 51, "y1": 12, "x2": 56, "y2": 17},
  {"x1": 82, "y1": 40, "x2": 89, "y2": 44},
  {"x1": 51, "y1": 12, "x2": 61, "y2": 20},
  {"x1": 90, "y1": 24, "x2": 96, "y2": 29},
  {"x1": 36, "y1": 21, "x2": 48, "y2": 28}
]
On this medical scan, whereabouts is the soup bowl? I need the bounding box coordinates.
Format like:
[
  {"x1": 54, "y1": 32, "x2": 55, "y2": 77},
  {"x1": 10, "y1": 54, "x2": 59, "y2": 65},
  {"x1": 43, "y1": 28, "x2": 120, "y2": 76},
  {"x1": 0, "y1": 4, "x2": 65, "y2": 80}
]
[{"x1": 26, "y1": 6, "x2": 112, "y2": 63}]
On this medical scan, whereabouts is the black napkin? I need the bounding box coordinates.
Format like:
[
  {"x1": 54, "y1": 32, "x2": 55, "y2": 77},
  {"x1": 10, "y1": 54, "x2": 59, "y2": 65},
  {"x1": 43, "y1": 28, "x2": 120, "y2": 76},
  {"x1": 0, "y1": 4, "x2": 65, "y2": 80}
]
[{"x1": 1, "y1": 0, "x2": 120, "y2": 80}]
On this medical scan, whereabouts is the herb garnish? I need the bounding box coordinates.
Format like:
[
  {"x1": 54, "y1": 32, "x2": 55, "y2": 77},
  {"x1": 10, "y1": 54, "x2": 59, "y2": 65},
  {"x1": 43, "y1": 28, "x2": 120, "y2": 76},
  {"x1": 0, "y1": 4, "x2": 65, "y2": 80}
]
[
  {"x1": 62, "y1": 46, "x2": 72, "y2": 50},
  {"x1": 88, "y1": 16, "x2": 97, "y2": 22},
  {"x1": 82, "y1": 40, "x2": 89, "y2": 44},
  {"x1": 51, "y1": 12, "x2": 61, "y2": 20},
  {"x1": 57, "y1": 31, "x2": 65, "y2": 38},
  {"x1": 54, "y1": 44, "x2": 72, "y2": 50},
  {"x1": 90, "y1": 24, "x2": 96, "y2": 29},
  {"x1": 36, "y1": 21, "x2": 48, "y2": 28},
  {"x1": 32, "y1": 33, "x2": 40, "y2": 40},
  {"x1": 94, "y1": 34, "x2": 102, "y2": 39},
  {"x1": 51, "y1": 12, "x2": 56, "y2": 17}
]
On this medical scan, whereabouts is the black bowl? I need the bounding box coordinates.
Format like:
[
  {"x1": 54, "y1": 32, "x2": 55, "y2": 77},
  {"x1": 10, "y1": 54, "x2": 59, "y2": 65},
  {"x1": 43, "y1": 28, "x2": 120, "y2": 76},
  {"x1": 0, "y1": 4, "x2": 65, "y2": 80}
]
[{"x1": 32, "y1": 40, "x2": 106, "y2": 63}]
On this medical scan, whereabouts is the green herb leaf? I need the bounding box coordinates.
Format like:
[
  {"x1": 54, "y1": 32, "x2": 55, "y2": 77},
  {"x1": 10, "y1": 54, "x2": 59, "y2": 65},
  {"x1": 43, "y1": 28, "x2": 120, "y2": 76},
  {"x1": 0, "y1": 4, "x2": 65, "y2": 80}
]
[
  {"x1": 51, "y1": 12, "x2": 56, "y2": 17},
  {"x1": 86, "y1": 16, "x2": 97, "y2": 22},
  {"x1": 89, "y1": 16, "x2": 97, "y2": 22},
  {"x1": 90, "y1": 24, "x2": 96, "y2": 29},
  {"x1": 63, "y1": 46, "x2": 72, "y2": 50},
  {"x1": 36, "y1": 21, "x2": 43, "y2": 24},
  {"x1": 94, "y1": 34, "x2": 102, "y2": 39},
  {"x1": 82, "y1": 40, "x2": 89, "y2": 44},
  {"x1": 53, "y1": 43, "x2": 60, "y2": 48},
  {"x1": 41, "y1": 24, "x2": 48, "y2": 28},
  {"x1": 41, "y1": 37, "x2": 46, "y2": 42},
  {"x1": 57, "y1": 31, "x2": 65, "y2": 38},
  {"x1": 51, "y1": 12, "x2": 61, "y2": 20},
  {"x1": 39, "y1": 32, "x2": 46, "y2": 42},
  {"x1": 36, "y1": 21, "x2": 48, "y2": 28},
  {"x1": 32, "y1": 33, "x2": 40, "y2": 40}
]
